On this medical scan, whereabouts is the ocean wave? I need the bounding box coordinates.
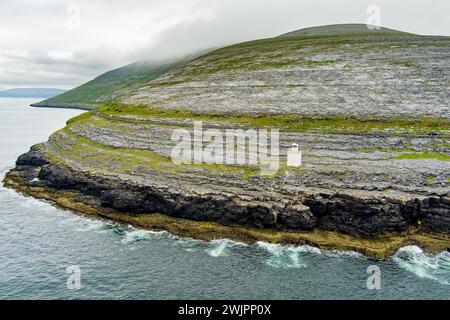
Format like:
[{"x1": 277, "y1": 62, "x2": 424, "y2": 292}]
[
  {"x1": 121, "y1": 228, "x2": 167, "y2": 244},
  {"x1": 206, "y1": 239, "x2": 247, "y2": 257},
  {"x1": 171, "y1": 236, "x2": 202, "y2": 252},
  {"x1": 256, "y1": 242, "x2": 318, "y2": 268},
  {"x1": 393, "y1": 246, "x2": 450, "y2": 285},
  {"x1": 75, "y1": 219, "x2": 125, "y2": 235}
]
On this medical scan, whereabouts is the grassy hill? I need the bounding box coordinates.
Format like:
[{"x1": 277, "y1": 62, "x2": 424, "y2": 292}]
[
  {"x1": 278, "y1": 23, "x2": 413, "y2": 37},
  {"x1": 33, "y1": 59, "x2": 188, "y2": 109},
  {"x1": 119, "y1": 24, "x2": 448, "y2": 120},
  {"x1": 33, "y1": 24, "x2": 419, "y2": 110}
]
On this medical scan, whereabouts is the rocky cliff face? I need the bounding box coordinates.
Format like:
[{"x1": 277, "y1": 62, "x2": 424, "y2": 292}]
[
  {"x1": 3, "y1": 25, "x2": 450, "y2": 253},
  {"x1": 8, "y1": 142, "x2": 450, "y2": 237}
]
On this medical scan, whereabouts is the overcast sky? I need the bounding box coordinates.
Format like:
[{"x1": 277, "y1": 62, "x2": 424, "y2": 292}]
[{"x1": 1, "y1": 0, "x2": 449, "y2": 90}]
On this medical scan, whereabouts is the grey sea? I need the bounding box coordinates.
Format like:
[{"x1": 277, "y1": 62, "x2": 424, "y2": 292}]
[{"x1": 0, "y1": 98, "x2": 449, "y2": 300}]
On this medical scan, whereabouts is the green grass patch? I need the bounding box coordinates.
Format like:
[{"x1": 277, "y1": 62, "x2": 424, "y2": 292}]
[
  {"x1": 35, "y1": 59, "x2": 186, "y2": 106},
  {"x1": 99, "y1": 103, "x2": 450, "y2": 135},
  {"x1": 425, "y1": 176, "x2": 435, "y2": 183},
  {"x1": 66, "y1": 112, "x2": 94, "y2": 125},
  {"x1": 49, "y1": 117, "x2": 260, "y2": 180},
  {"x1": 395, "y1": 152, "x2": 450, "y2": 161}
]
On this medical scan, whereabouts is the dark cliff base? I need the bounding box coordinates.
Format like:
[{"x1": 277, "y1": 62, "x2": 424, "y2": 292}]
[{"x1": 3, "y1": 146, "x2": 450, "y2": 259}]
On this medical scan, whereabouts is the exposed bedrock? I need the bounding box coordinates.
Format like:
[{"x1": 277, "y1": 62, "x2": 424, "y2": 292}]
[
  {"x1": 12, "y1": 147, "x2": 449, "y2": 237},
  {"x1": 35, "y1": 162, "x2": 315, "y2": 230},
  {"x1": 16, "y1": 144, "x2": 49, "y2": 167}
]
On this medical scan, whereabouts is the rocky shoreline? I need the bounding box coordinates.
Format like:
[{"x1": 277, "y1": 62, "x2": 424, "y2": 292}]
[
  {"x1": 5, "y1": 29, "x2": 449, "y2": 259},
  {"x1": 3, "y1": 145, "x2": 449, "y2": 258}
]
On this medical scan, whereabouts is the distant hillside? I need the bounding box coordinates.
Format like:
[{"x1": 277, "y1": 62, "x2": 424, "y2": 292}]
[
  {"x1": 0, "y1": 88, "x2": 65, "y2": 98},
  {"x1": 33, "y1": 58, "x2": 190, "y2": 109},
  {"x1": 278, "y1": 23, "x2": 413, "y2": 37}
]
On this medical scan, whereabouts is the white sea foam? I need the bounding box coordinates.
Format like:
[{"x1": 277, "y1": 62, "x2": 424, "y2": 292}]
[
  {"x1": 393, "y1": 246, "x2": 450, "y2": 285},
  {"x1": 121, "y1": 228, "x2": 167, "y2": 244},
  {"x1": 172, "y1": 236, "x2": 202, "y2": 252},
  {"x1": 205, "y1": 239, "x2": 247, "y2": 257},
  {"x1": 207, "y1": 241, "x2": 228, "y2": 257},
  {"x1": 256, "y1": 242, "x2": 316, "y2": 268},
  {"x1": 255, "y1": 241, "x2": 368, "y2": 268}
]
